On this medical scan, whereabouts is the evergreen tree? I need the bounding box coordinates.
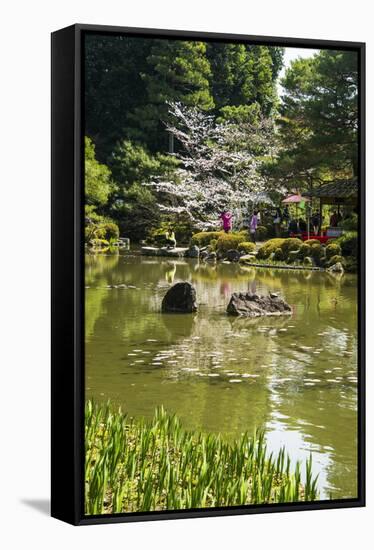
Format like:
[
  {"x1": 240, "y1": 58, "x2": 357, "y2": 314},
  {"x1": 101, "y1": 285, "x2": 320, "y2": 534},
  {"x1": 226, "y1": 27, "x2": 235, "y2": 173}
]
[
  {"x1": 85, "y1": 136, "x2": 113, "y2": 207},
  {"x1": 129, "y1": 39, "x2": 214, "y2": 151},
  {"x1": 275, "y1": 50, "x2": 358, "y2": 187},
  {"x1": 207, "y1": 43, "x2": 284, "y2": 120},
  {"x1": 85, "y1": 35, "x2": 152, "y2": 161}
]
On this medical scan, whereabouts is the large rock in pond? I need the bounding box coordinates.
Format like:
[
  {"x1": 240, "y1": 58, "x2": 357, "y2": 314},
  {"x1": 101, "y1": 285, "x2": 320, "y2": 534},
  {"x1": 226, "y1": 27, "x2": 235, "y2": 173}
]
[
  {"x1": 162, "y1": 282, "x2": 197, "y2": 313},
  {"x1": 227, "y1": 292, "x2": 292, "y2": 317}
]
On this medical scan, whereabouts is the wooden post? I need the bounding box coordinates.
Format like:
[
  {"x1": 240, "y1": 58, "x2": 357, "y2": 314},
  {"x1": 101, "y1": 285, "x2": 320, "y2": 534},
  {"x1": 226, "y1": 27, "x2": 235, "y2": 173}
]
[{"x1": 319, "y1": 198, "x2": 323, "y2": 235}]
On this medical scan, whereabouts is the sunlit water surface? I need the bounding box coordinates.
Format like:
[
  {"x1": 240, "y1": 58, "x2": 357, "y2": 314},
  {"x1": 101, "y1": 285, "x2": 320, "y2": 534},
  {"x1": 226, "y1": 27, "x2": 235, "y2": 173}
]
[{"x1": 85, "y1": 252, "x2": 358, "y2": 500}]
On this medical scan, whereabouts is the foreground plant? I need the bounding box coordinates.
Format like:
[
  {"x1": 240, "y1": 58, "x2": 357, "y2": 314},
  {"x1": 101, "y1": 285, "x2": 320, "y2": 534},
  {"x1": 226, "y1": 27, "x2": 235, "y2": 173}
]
[{"x1": 85, "y1": 401, "x2": 319, "y2": 515}]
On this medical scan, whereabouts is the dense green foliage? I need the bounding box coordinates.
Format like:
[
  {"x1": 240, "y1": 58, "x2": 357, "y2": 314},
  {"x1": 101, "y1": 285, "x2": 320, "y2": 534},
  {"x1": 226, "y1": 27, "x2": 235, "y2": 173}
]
[
  {"x1": 85, "y1": 137, "x2": 119, "y2": 245},
  {"x1": 257, "y1": 238, "x2": 287, "y2": 259},
  {"x1": 335, "y1": 232, "x2": 358, "y2": 258},
  {"x1": 84, "y1": 38, "x2": 358, "y2": 247},
  {"x1": 85, "y1": 36, "x2": 284, "y2": 158},
  {"x1": 273, "y1": 50, "x2": 358, "y2": 188},
  {"x1": 326, "y1": 242, "x2": 342, "y2": 259},
  {"x1": 191, "y1": 231, "x2": 225, "y2": 247},
  {"x1": 216, "y1": 233, "x2": 248, "y2": 252},
  {"x1": 85, "y1": 136, "x2": 113, "y2": 207},
  {"x1": 85, "y1": 401, "x2": 318, "y2": 514}
]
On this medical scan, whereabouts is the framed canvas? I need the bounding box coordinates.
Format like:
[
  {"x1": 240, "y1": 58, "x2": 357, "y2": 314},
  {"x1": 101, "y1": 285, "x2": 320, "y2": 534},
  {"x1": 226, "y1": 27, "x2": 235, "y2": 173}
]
[{"x1": 51, "y1": 24, "x2": 365, "y2": 525}]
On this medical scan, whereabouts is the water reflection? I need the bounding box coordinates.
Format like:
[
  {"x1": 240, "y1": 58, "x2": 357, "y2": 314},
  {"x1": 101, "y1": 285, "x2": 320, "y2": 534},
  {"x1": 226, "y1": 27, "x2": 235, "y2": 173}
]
[{"x1": 85, "y1": 252, "x2": 358, "y2": 499}]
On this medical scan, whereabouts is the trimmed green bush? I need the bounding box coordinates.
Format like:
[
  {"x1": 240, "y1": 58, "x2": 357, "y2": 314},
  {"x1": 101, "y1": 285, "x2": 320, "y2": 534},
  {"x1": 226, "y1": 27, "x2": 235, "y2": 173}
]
[
  {"x1": 300, "y1": 243, "x2": 312, "y2": 258},
  {"x1": 273, "y1": 248, "x2": 284, "y2": 261},
  {"x1": 326, "y1": 242, "x2": 342, "y2": 259},
  {"x1": 216, "y1": 233, "x2": 247, "y2": 252},
  {"x1": 280, "y1": 238, "x2": 302, "y2": 256},
  {"x1": 256, "y1": 225, "x2": 268, "y2": 240},
  {"x1": 238, "y1": 241, "x2": 256, "y2": 254},
  {"x1": 304, "y1": 239, "x2": 321, "y2": 246},
  {"x1": 307, "y1": 241, "x2": 324, "y2": 263},
  {"x1": 335, "y1": 232, "x2": 358, "y2": 258},
  {"x1": 210, "y1": 239, "x2": 218, "y2": 251},
  {"x1": 257, "y1": 238, "x2": 285, "y2": 259},
  {"x1": 191, "y1": 231, "x2": 224, "y2": 247},
  {"x1": 303, "y1": 256, "x2": 313, "y2": 266}
]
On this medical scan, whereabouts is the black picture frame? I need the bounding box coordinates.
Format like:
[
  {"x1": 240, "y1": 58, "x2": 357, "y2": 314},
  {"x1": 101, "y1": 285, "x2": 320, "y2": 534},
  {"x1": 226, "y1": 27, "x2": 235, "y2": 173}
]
[{"x1": 51, "y1": 23, "x2": 366, "y2": 525}]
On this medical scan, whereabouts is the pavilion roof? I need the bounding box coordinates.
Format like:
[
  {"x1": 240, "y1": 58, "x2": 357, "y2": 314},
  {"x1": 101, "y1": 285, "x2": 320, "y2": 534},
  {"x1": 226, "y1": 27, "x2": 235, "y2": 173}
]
[{"x1": 305, "y1": 180, "x2": 358, "y2": 199}]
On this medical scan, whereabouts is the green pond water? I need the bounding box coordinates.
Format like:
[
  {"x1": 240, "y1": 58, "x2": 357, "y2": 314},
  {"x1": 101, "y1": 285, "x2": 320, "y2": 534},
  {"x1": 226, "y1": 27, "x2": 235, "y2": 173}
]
[{"x1": 85, "y1": 252, "x2": 358, "y2": 500}]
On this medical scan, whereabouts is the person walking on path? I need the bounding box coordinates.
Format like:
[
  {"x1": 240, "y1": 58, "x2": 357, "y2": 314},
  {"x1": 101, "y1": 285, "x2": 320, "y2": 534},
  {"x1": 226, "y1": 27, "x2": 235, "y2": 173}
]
[
  {"x1": 220, "y1": 210, "x2": 232, "y2": 233},
  {"x1": 249, "y1": 211, "x2": 259, "y2": 243}
]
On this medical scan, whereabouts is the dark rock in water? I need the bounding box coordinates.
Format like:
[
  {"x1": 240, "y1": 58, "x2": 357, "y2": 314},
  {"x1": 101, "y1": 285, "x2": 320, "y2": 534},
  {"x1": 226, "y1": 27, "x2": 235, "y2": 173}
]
[
  {"x1": 227, "y1": 292, "x2": 292, "y2": 317},
  {"x1": 187, "y1": 245, "x2": 200, "y2": 258},
  {"x1": 327, "y1": 262, "x2": 344, "y2": 273},
  {"x1": 200, "y1": 250, "x2": 209, "y2": 261},
  {"x1": 226, "y1": 249, "x2": 241, "y2": 262},
  {"x1": 162, "y1": 282, "x2": 198, "y2": 313}
]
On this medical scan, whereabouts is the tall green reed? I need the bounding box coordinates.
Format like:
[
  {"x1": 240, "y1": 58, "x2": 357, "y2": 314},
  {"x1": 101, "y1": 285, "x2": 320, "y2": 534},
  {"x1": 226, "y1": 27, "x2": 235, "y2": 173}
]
[{"x1": 85, "y1": 401, "x2": 319, "y2": 514}]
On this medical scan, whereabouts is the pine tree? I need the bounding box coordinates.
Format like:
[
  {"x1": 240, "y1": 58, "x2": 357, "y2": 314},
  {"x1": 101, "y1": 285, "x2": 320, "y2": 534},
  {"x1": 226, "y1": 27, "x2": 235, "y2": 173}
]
[
  {"x1": 130, "y1": 40, "x2": 214, "y2": 152},
  {"x1": 275, "y1": 50, "x2": 358, "y2": 186},
  {"x1": 207, "y1": 43, "x2": 284, "y2": 121}
]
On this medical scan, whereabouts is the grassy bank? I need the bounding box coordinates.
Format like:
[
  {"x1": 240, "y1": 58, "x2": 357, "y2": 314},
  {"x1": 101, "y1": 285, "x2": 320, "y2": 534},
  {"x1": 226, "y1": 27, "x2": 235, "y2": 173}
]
[{"x1": 85, "y1": 401, "x2": 319, "y2": 515}]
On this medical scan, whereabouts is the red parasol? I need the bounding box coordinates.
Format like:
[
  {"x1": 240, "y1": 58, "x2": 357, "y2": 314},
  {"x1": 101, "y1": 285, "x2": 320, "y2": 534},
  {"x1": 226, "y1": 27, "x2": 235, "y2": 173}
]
[{"x1": 282, "y1": 194, "x2": 310, "y2": 204}]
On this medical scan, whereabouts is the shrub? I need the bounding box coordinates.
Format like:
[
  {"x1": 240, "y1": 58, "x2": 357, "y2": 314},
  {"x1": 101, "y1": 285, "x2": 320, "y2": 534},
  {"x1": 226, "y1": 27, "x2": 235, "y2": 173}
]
[
  {"x1": 327, "y1": 254, "x2": 346, "y2": 267},
  {"x1": 335, "y1": 232, "x2": 358, "y2": 258},
  {"x1": 256, "y1": 225, "x2": 268, "y2": 240},
  {"x1": 280, "y1": 238, "x2": 302, "y2": 256},
  {"x1": 325, "y1": 242, "x2": 342, "y2": 259},
  {"x1": 273, "y1": 248, "x2": 284, "y2": 261},
  {"x1": 305, "y1": 241, "x2": 324, "y2": 261},
  {"x1": 300, "y1": 243, "x2": 311, "y2": 258},
  {"x1": 303, "y1": 256, "x2": 313, "y2": 266},
  {"x1": 304, "y1": 239, "x2": 321, "y2": 246},
  {"x1": 216, "y1": 233, "x2": 247, "y2": 252},
  {"x1": 102, "y1": 222, "x2": 120, "y2": 241},
  {"x1": 149, "y1": 220, "x2": 193, "y2": 246},
  {"x1": 238, "y1": 229, "x2": 250, "y2": 239},
  {"x1": 345, "y1": 257, "x2": 358, "y2": 273},
  {"x1": 210, "y1": 239, "x2": 218, "y2": 251},
  {"x1": 340, "y1": 213, "x2": 358, "y2": 231},
  {"x1": 257, "y1": 238, "x2": 285, "y2": 259},
  {"x1": 238, "y1": 241, "x2": 256, "y2": 254},
  {"x1": 191, "y1": 231, "x2": 223, "y2": 247}
]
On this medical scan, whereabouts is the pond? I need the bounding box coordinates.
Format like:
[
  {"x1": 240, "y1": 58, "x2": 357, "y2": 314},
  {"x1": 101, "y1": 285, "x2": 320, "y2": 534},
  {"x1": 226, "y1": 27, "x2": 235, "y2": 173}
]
[{"x1": 85, "y1": 252, "x2": 358, "y2": 500}]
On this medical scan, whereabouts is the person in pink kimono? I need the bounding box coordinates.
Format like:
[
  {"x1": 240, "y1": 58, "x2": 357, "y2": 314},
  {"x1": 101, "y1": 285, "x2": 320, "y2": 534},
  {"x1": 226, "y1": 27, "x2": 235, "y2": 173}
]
[{"x1": 220, "y1": 210, "x2": 232, "y2": 233}]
